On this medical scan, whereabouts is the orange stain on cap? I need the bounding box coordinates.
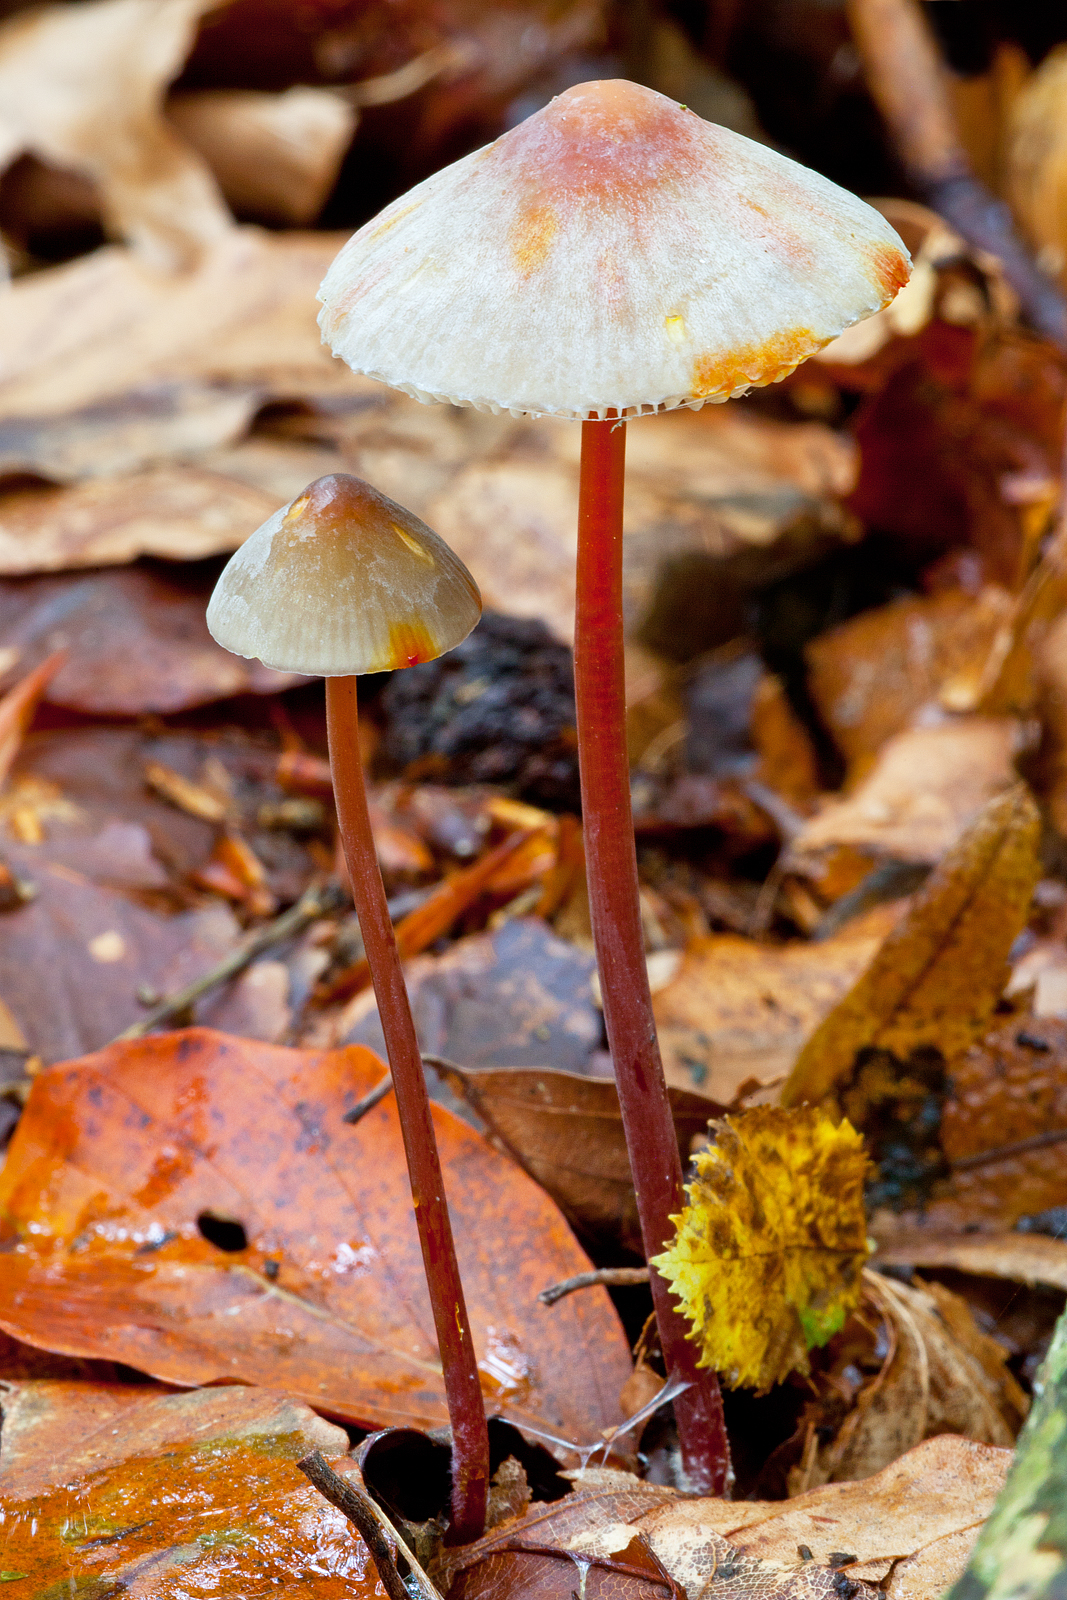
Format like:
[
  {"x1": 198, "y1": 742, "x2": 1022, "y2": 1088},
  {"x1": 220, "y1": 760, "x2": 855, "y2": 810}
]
[
  {"x1": 511, "y1": 202, "x2": 559, "y2": 276},
  {"x1": 866, "y1": 239, "x2": 912, "y2": 301},
  {"x1": 387, "y1": 619, "x2": 438, "y2": 669},
  {"x1": 691, "y1": 327, "x2": 817, "y2": 398}
]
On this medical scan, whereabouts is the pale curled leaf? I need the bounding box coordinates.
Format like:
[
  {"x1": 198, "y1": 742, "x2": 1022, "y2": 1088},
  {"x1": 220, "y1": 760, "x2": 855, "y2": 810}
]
[
  {"x1": 653, "y1": 1106, "x2": 870, "y2": 1390},
  {"x1": 783, "y1": 783, "x2": 1041, "y2": 1108}
]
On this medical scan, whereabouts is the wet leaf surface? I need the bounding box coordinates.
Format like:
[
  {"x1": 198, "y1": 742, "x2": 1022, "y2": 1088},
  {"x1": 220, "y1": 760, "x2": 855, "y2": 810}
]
[
  {"x1": 0, "y1": 1380, "x2": 382, "y2": 1597},
  {"x1": 0, "y1": 1029, "x2": 632, "y2": 1437}
]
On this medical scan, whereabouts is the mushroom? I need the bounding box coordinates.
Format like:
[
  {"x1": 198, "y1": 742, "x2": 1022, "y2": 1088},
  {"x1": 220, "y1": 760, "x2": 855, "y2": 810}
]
[
  {"x1": 207, "y1": 472, "x2": 488, "y2": 1540},
  {"x1": 317, "y1": 79, "x2": 911, "y2": 1491}
]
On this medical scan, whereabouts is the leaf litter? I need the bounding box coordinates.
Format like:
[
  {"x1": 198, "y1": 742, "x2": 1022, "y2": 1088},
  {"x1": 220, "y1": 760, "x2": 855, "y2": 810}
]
[{"x1": 6, "y1": 5, "x2": 1067, "y2": 1593}]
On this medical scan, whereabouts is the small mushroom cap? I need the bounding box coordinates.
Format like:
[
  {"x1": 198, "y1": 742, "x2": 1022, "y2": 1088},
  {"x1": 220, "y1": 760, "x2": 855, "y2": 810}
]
[
  {"x1": 206, "y1": 473, "x2": 482, "y2": 676},
  {"x1": 318, "y1": 79, "x2": 910, "y2": 421}
]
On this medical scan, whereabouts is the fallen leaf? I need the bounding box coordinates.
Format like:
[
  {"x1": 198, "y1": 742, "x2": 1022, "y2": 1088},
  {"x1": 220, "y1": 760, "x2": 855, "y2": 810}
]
[
  {"x1": 0, "y1": 1028, "x2": 632, "y2": 1437},
  {"x1": 440, "y1": 1435, "x2": 1008, "y2": 1600},
  {"x1": 651, "y1": 908, "x2": 896, "y2": 1102},
  {"x1": 0, "y1": 650, "x2": 64, "y2": 789},
  {"x1": 0, "y1": 462, "x2": 276, "y2": 572},
  {"x1": 0, "y1": 564, "x2": 302, "y2": 715},
  {"x1": 805, "y1": 589, "x2": 1016, "y2": 771},
  {"x1": 0, "y1": 229, "x2": 353, "y2": 419},
  {"x1": 1006, "y1": 44, "x2": 1067, "y2": 288},
  {"x1": 0, "y1": 1380, "x2": 382, "y2": 1596},
  {"x1": 872, "y1": 1233, "x2": 1067, "y2": 1294},
  {"x1": 653, "y1": 1107, "x2": 870, "y2": 1390},
  {"x1": 324, "y1": 918, "x2": 604, "y2": 1081},
  {"x1": 783, "y1": 784, "x2": 1041, "y2": 1109},
  {"x1": 0, "y1": 0, "x2": 230, "y2": 272},
  {"x1": 786, "y1": 718, "x2": 1021, "y2": 870},
  {"x1": 432, "y1": 1061, "x2": 723, "y2": 1256}
]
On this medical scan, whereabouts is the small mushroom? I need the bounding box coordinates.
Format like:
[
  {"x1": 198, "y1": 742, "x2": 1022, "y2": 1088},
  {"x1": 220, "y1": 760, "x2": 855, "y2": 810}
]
[
  {"x1": 208, "y1": 472, "x2": 488, "y2": 1541},
  {"x1": 317, "y1": 80, "x2": 912, "y2": 1491}
]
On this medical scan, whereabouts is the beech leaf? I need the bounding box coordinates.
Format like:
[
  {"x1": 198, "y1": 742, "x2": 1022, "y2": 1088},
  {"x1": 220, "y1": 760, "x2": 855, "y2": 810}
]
[{"x1": 652, "y1": 1106, "x2": 870, "y2": 1391}]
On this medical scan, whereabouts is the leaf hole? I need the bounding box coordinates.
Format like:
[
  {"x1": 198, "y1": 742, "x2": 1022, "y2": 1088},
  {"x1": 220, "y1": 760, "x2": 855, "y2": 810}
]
[{"x1": 197, "y1": 1211, "x2": 248, "y2": 1252}]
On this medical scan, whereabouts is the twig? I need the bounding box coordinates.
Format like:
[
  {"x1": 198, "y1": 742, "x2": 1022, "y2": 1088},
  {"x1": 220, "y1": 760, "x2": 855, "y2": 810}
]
[
  {"x1": 114, "y1": 880, "x2": 345, "y2": 1042},
  {"x1": 538, "y1": 1267, "x2": 651, "y2": 1306},
  {"x1": 847, "y1": 0, "x2": 1067, "y2": 346},
  {"x1": 951, "y1": 1126, "x2": 1067, "y2": 1172},
  {"x1": 297, "y1": 1452, "x2": 411, "y2": 1600},
  {"x1": 343, "y1": 1073, "x2": 395, "y2": 1125}
]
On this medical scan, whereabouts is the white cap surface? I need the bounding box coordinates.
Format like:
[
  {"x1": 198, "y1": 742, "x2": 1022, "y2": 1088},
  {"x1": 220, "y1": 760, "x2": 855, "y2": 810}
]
[
  {"x1": 319, "y1": 79, "x2": 910, "y2": 421},
  {"x1": 207, "y1": 473, "x2": 481, "y2": 676}
]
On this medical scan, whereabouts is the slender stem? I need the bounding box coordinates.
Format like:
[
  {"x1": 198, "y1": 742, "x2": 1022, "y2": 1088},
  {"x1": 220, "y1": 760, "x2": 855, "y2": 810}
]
[
  {"x1": 297, "y1": 1451, "x2": 411, "y2": 1600},
  {"x1": 326, "y1": 676, "x2": 489, "y2": 1542},
  {"x1": 574, "y1": 418, "x2": 730, "y2": 1495}
]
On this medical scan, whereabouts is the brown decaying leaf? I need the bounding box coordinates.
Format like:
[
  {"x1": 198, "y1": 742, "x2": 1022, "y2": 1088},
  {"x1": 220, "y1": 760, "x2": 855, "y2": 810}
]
[
  {"x1": 0, "y1": 1028, "x2": 632, "y2": 1437},
  {"x1": 438, "y1": 1435, "x2": 1008, "y2": 1600},
  {"x1": 0, "y1": 649, "x2": 64, "y2": 790},
  {"x1": 792, "y1": 1271, "x2": 1025, "y2": 1493},
  {"x1": 786, "y1": 717, "x2": 1021, "y2": 871},
  {"x1": 0, "y1": 0, "x2": 231, "y2": 271},
  {"x1": 322, "y1": 918, "x2": 604, "y2": 1082},
  {"x1": 651, "y1": 907, "x2": 897, "y2": 1103},
  {"x1": 783, "y1": 784, "x2": 1041, "y2": 1109},
  {"x1": 0, "y1": 1380, "x2": 383, "y2": 1597},
  {"x1": 0, "y1": 565, "x2": 302, "y2": 715},
  {"x1": 433, "y1": 1061, "x2": 723, "y2": 1255},
  {"x1": 873, "y1": 1233, "x2": 1067, "y2": 1293},
  {"x1": 0, "y1": 463, "x2": 276, "y2": 573},
  {"x1": 805, "y1": 588, "x2": 1016, "y2": 772}
]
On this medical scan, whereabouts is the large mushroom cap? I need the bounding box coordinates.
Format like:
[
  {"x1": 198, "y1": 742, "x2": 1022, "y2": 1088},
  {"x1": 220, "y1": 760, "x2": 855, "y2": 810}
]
[
  {"x1": 206, "y1": 473, "x2": 482, "y2": 676},
  {"x1": 318, "y1": 79, "x2": 910, "y2": 421}
]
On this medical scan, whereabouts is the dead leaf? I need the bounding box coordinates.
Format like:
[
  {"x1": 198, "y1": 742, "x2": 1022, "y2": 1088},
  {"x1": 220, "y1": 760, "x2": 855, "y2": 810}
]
[
  {"x1": 873, "y1": 1233, "x2": 1067, "y2": 1293},
  {"x1": 0, "y1": 1028, "x2": 632, "y2": 1437},
  {"x1": 652, "y1": 907, "x2": 897, "y2": 1103},
  {"x1": 0, "y1": 565, "x2": 302, "y2": 715},
  {"x1": 0, "y1": 229, "x2": 353, "y2": 419},
  {"x1": 0, "y1": 1380, "x2": 383, "y2": 1596},
  {"x1": 786, "y1": 718, "x2": 1021, "y2": 870},
  {"x1": 783, "y1": 784, "x2": 1041, "y2": 1109},
  {"x1": 0, "y1": 462, "x2": 276, "y2": 572},
  {"x1": 167, "y1": 86, "x2": 356, "y2": 227},
  {"x1": 0, "y1": 650, "x2": 64, "y2": 789},
  {"x1": 432, "y1": 1061, "x2": 723, "y2": 1256},
  {"x1": 1007, "y1": 44, "x2": 1067, "y2": 285},
  {"x1": 0, "y1": 0, "x2": 231, "y2": 272},
  {"x1": 805, "y1": 589, "x2": 1016, "y2": 772},
  {"x1": 440, "y1": 1435, "x2": 1007, "y2": 1600},
  {"x1": 323, "y1": 918, "x2": 604, "y2": 1082},
  {"x1": 0, "y1": 379, "x2": 262, "y2": 482},
  {"x1": 654, "y1": 1108, "x2": 870, "y2": 1390}
]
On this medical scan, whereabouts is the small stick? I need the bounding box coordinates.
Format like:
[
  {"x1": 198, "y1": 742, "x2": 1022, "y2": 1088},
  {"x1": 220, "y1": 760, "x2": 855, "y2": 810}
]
[
  {"x1": 114, "y1": 880, "x2": 345, "y2": 1042},
  {"x1": 951, "y1": 1126, "x2": 1067, "y2": 1172},
  {"x1": 341, "y1": 1055, "x2": 466, "y2": 1127},
  {"x1": 539, "y1": 1267, "x2": 651, "y2": 1307},
  {"x1": 296, "y1": 1451, "x2": 412, "y2": 1600}
]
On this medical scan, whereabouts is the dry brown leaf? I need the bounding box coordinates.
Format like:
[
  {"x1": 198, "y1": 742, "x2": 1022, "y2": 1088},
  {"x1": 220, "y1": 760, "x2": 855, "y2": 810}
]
[
  {"x1": 782, "y1": 784, "x2": 1040, "y2": 1109},
  {"x1": 651, "y1": 907, "x2": 897, "y2": 1103},
  {"x1": 805, "y1": 589, "x2": 1016, "y2": 773},
  {"x1": 0, "y1": 229, "x2": 353, "y2": 419},
  {"x1": 0, "y1": 0, "x2": 230, "y2": 271},
  {"x1": 873, "y1": 1232, "x2": 1067, "y2": 1293},
  {"x1": 0, "y1": 380, "x2": 261, "y2": 482},
  {"x1": 432, "y1": 1061, "x2": 722, "y2": 1255},
  {"x1": 787, "y1": 717, "x2": 1021, "y2": 870},
  {"x1": 167, "y1": 87, "x2": 356, "y2": 227},
  {"x1": 1007, "y1": 44, "x2": 1067, "y2": 283},
  {"x1": 0, "y1": 650, "x2": 64, "y2": 789},
  {"x1": 0, "y1": 566, "x2": 301, "y2": 715},
  {"x1": 0, "y1": 464, "x2": 276, "y2": 573}
]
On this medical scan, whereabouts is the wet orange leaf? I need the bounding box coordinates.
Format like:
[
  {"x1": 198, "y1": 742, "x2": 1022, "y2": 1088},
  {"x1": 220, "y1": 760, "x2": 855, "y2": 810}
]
[
  {"x1": 0, "y1": 1380, "x2": 382, "y2": 1596},
  {"x1": 0, "y1": 1028, "x2": 631, "y2": 1438}
]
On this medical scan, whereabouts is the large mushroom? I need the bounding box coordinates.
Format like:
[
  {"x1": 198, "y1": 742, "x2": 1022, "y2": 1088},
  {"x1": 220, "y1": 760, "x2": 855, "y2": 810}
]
[
  {"x1": 207, "y1": 472, "x2": 489, "y2": 1539},
  {"x1": 318, "y1": 79, "x2": 911, "y2": 1491}
]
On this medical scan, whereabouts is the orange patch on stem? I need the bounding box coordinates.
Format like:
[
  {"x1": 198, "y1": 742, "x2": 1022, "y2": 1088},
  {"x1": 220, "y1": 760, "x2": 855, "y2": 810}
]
[
  {"x1": 387, "y1": 619, "x2": 438, "y2": 668},
  {"x1": 511, "y1": 202, "x2": 559, "y2": 276},
  {"x1": 691, "y1": 327, "x2": 818, "y2": 398}
]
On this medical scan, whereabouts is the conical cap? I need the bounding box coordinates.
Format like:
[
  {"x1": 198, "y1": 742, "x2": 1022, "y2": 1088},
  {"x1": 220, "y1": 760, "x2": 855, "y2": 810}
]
[
  {"x1": 318, "y1": 79, "x2": 910, "y2": 421},
  {"x1": 207, "y1": 473, "x2": 482, "y2": 675}
]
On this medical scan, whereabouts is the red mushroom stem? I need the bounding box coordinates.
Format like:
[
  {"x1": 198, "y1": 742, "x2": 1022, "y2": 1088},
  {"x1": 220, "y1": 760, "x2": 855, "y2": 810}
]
[
  {"x1": 574, "y1": 417, "x2": 731, "y2": 1495},
  {"x1": 326, "y1": 674, "x2": 490, "y2": 1542}
]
